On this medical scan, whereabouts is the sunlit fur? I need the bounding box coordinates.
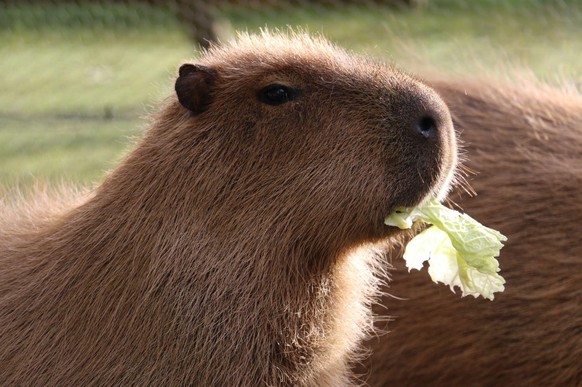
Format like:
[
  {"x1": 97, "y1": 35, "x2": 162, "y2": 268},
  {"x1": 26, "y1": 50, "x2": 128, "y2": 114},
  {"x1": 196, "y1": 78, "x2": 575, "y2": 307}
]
[
  {"x1": 360, "y1": 77, "x2": 582, "y2": 385},
  {"x1": 0, "y1": 32, "x2": 455, "y2": 385}
]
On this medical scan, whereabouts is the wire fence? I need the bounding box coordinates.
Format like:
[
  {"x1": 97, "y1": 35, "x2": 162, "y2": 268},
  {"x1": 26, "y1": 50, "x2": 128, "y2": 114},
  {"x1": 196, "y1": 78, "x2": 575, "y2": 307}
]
[{"x1": 0, "y1": 0, "x2": 425, "y2": 120}]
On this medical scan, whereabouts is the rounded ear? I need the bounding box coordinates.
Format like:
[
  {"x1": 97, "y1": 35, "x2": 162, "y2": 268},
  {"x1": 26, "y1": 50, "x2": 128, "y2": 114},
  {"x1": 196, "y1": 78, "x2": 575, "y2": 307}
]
[{"x1": 175, "y1": 64, "x2": 218, "y2": 114}]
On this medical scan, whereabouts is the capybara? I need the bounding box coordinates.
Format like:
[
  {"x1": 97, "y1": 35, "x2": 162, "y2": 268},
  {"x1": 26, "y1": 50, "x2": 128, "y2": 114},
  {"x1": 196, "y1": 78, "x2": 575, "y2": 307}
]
[
  {"x1": 0, "y1": 32, "x2": 457, "y2": 386},
  {"x1": 360, "y1": 77, "x2": 582, "y2": 385}
]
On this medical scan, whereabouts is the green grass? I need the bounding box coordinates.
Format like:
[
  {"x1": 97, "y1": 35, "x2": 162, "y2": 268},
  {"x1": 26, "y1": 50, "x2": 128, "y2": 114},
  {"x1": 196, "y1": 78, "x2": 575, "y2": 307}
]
[
  {"x1": 0, "y1": 4, "x2": 192, "y2": 117},
  {"x1": 0, "y1": 117, "x2": 143, "y2": 186},
  {"x1": 0, "y1": 3, "x2": 191, "y2": 186},
  {"x1": 1, "y1": 0, "x2": 581, "y2": 186},
  {"x1": 220, "y1": 0, "x2": 582, "y2": 81}
]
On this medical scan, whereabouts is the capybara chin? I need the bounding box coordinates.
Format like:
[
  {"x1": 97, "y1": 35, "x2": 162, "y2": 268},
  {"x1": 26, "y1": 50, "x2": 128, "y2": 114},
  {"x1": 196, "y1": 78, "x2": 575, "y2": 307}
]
[
  {"x1": 0, "y1": 32, "x2": 456, "y2": 386},
  {"x1": 360, "y1": 77, "x2": 582, "y2": 385}
]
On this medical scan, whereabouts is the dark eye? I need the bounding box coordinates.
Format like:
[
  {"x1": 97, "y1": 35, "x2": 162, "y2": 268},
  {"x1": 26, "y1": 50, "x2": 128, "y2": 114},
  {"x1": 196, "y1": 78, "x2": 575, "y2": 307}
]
[{"x1": 257, "y1": 84, "x2": 299, "y2": 106}]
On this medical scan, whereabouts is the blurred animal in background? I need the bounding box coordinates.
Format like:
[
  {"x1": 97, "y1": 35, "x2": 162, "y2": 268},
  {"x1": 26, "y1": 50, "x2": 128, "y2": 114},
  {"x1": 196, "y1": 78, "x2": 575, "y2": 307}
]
[{"x1": 360, "y1": 77, "x2": 582, "y2": 386}]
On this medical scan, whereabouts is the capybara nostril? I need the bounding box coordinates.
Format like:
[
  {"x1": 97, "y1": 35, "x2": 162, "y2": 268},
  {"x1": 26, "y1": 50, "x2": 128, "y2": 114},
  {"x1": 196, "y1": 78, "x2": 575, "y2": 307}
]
[{"x1": 416, "y1": 115, "x2": 437, "y2": 139}]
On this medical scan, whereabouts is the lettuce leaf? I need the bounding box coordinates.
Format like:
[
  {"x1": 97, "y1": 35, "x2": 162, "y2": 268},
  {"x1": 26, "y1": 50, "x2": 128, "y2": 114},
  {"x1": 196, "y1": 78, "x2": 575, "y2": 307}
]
[{"x1": 385, "y1": 199, "x2": 507, "y2": 300}]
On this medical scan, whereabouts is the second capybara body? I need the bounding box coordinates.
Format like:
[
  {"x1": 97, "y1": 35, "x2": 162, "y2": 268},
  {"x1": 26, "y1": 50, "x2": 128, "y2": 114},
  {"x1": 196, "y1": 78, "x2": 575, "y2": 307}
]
[
  {"x1": 361, "y1": 77, "x2": 582, "y2": 386},
  {"x1": 0, "y1": 32, "x2": 456, "y2": 386}
]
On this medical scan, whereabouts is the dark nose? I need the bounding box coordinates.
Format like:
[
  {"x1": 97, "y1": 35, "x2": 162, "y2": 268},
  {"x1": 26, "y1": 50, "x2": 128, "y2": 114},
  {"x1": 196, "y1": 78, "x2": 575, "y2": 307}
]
[{"x1": 415, "y1": 115, "x2": 438, "y2": 139}]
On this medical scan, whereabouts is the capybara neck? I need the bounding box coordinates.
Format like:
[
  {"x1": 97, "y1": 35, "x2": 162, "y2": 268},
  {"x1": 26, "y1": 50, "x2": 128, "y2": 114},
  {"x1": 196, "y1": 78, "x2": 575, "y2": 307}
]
[{"x1": 0, "y1": 32, "x2": 456, "y2": 386}]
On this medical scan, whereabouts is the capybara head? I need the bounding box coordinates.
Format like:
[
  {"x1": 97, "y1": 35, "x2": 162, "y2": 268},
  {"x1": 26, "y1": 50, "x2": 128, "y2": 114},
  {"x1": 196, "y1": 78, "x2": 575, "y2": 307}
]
[
  {"x1": 0, "y1": 32, "x2": 457, "y2": 386},
  {"x1": 139, "y1": 32, "x2": 457, "y2": 260}
]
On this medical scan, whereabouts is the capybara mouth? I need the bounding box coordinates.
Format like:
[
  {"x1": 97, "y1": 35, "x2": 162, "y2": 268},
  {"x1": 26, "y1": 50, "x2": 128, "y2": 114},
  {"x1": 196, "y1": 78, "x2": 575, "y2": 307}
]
[{"x1": 385, "y1": 154, "x2": 458, "y2": 230}]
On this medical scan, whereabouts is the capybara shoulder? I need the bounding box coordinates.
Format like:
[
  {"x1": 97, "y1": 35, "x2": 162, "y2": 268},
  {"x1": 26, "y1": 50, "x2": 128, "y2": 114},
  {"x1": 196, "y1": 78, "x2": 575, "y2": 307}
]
[{"x1": 0, "y1": 32, "x2": 456, "y2": 386}]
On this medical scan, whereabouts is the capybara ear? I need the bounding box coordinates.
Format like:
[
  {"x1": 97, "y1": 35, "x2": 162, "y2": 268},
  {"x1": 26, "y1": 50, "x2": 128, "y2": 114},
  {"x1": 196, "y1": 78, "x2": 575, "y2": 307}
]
[{"x1": 175, "y1": 64, "x2": 218, "y2": 114}]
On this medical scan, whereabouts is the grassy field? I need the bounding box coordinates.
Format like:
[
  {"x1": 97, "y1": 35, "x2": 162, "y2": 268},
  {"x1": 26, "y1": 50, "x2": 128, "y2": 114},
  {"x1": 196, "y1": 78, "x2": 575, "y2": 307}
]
[
  {"x1": 0, "y1": 117, "x2": 143, "y2": 187},
  {"x1": 224, "y1": 0, "x2": 582, "y2": 80},
  {"x1": 1, "y1": 0, "x2": 581, "y2": 186}
]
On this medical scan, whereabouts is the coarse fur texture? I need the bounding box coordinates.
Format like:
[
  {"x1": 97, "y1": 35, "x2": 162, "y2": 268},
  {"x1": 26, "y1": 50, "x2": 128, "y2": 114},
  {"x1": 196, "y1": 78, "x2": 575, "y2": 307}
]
[
  {"x1": 360, "y1": 77, "x2": 582, "y2": 385},
  {"x1": 0, "y1": 32, "x2": 456, "y2": 386}
]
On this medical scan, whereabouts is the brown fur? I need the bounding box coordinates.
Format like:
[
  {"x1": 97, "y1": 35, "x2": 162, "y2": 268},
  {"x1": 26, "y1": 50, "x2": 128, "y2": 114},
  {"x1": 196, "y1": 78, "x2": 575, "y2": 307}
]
[
  {"x1": 0, "y1": 32, "x2": 456, "y2": 386},
  {"x1": 361, "y1": 77, "x2": 582, "y2": 386}
]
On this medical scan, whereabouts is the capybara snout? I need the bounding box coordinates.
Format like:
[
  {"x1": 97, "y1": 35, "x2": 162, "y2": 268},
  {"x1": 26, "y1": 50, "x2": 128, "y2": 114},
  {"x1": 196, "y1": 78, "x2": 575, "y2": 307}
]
[
  {"x1": 407, "y1": 91, "x2": 448, "y2": 142},
  {"x1": 384, "y1": 81, "x2": 457, "y2": 206}
]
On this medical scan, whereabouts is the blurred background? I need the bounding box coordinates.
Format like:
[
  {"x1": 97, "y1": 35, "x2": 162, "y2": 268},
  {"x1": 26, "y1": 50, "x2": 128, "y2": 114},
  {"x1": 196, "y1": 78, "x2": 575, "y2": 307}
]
[{"x1": 1, "y1": 0, "x2": 581, "y2": 187}]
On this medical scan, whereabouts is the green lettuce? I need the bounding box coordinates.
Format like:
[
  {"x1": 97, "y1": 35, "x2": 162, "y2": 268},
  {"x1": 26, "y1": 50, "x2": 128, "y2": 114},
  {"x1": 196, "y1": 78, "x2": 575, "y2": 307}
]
[{"x1": 385, "y1": 199, "x2": 507, "y2": 300}]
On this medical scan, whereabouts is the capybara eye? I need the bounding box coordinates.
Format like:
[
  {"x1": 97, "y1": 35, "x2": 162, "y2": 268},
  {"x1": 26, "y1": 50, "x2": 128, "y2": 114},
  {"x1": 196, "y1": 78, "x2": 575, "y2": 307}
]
[{"x1": 257, "y1": 84, "x2": 298, "y2": 106}]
